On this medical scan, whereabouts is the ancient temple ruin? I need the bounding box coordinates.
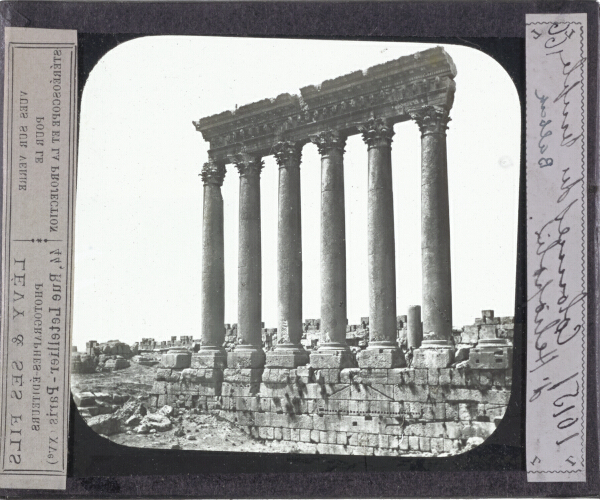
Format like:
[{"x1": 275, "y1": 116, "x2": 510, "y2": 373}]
[
  {"x1": 144, "y1": 47, "x2": 513, "y2": 455},
  {"x1": 194, "y1": 46, "x2": 457, "y2": 371}
]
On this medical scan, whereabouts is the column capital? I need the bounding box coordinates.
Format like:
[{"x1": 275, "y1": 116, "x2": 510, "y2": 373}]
[
  {"x1": 358, "y1": 117, "x2": 394, "y2": 149},
  {"x1": 409, "y1": 106, "x2": 451, "y2": 137},
  {"x1": 229, "y1": 151, "x2": 264, "y2": 178},
  {"x1": 309, "y1": 130, "x2": 346, "y2": 156},
  {"x1": 273, "y1": 141, "x2": 302, "y2": 168},
  {"x1": 200, "y1": 160, "x2": 226, "y2": 186}
]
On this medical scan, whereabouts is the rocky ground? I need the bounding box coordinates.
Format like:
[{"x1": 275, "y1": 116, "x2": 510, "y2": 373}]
[{"x1": 71, "y1": 364, "x2": 321, "y2": 453}]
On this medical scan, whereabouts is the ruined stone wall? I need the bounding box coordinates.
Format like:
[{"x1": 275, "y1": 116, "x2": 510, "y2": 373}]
[{"x1": 148, "y1": 314, "x2": 514, "y2": 456}]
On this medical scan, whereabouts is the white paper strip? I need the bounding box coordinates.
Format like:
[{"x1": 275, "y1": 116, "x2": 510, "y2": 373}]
[
  {"x1": 525, "y1": 13, "x2": 587, "y2": 483},
  {"x1": 0, "y1": 27, "x2": 77, "y2": 490}
]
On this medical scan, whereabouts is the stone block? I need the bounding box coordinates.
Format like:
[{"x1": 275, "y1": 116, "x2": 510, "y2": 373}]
[
  {"x1": 414, "y1": 368, "x2": 428, "y2": 385},
  {"x1": 265, "y1": 350, "x2": 309, "y2": 368},
  {"x1": 430, "y1": 437, "x2": 444, "y2": 454},
  {"x1": 449, "y1": 367, "x2": 466, "y2": 386},
  {"x1": 197, "y1": 382, "x2": 220, "y2": 396},
  {"x1": 387, "y1": 368, "x2": 408, "y2": 384},
  {"x1": 366, "y1": 433, "x2": 378, "y2": 447},
  {"x1": 469, "y1": 346, "x2": 512, "y2": 370},
  {"x1": 419, "y1": 436, "x2": 431, "y2": 452},
  {"x1": 296, "y1": 365, "x2": 314, "y2": 383},
  {"x1": 402, "y1": 369, "x2": 416, "y2": 385},
  {"x1": 262, "y1": 368, "x2": 293, "y2": 385},
  {"x1": 315, "y1": 369, "x2": 341, "y2": 384},
  {"x1": 399, "y1": 435, "x2": 409, "y2": 451},
  {"x1": 151, "y1": 381, "x2": 168, "y2": 395},
  {"x1": 191, "y1": 351, "x2": 226, "y2": 369},
  {"x1": 223, "y1": 368, "x2": 264, "y2": 384},
  {"x1": 445, "y1": 422, "x2": 462, "y2": 439},
  {"x1": 408, "y1": 436, "x2": 420, "y2": 451},
  {"x1": 479, "y1": 324, "x2": 497, "y2": 339},
  {"x1": 336, "y1": 431, "x2": 347, "y2": 445},
  {"x1": 73, "y1": 392, "x2": 95, "y2": 407},
  {"x1": 356, "y1": 348, "x2": 405, "y2": 369},
  {"x1": 459, "y1": 403, "x2": 476, "y2": 421},
  {"x1": 227, "y1": 349, "x2": 266, "y2": 369},
  {"x1": 310, "y1": 429, "x2": 320, "y2": 443},
  {"x1": 378, "y1": 433, "x2": 390, "y2": 449},
  {"x1": 309, "y1": 350, "x2": 355, "y2": 369},
  {"x1": 428, "y1": 368, "x2": 440, "y2": 386},
  {"x1": 369, "y1": 383, "x2": 394, "y2": 399},
  {"x1": 340, "y1": 368, "x2": 360, "y2": 384},
  {"x1": 461, "y1": 325, "x2": 479, "y2": 344},
  {"x1": 484, "y1": 390, "x2": 511, "y2": 405},
  {"x1": 165, "y1": 370, "x2": 181, "y2": 383},
  {"x1": 274, "y1": 427, "x2": 283, "y2": 440},
  {"x1": 412, "y1": 347, "x2": 453, "y2": 368},
  {"x1": 439, "y1": 368, "x2": 451, "y2": 385},
  {"x1": 347, "y1": 433, "x2": 359, "y2": 446},
  {"x1": 155, "y1": 369, "x2": 172, "y2": 381},
  {"x1": 406, "y1": 402, "x2": 422, "y2": 419},
  {"x1": 357, "y1": 368, "x2": 389, "y2": 385},
  {"x1": 162, "y1": 350, "x2": 191, "y2": 369}
]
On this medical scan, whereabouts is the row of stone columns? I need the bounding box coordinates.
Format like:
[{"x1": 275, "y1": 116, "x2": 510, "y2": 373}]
[{"x1": 197, "y1": 105, "x2": 453, "y2": 370}]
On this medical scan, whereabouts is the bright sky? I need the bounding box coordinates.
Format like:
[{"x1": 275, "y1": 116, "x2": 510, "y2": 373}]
[{"x1": 72, "y1": 37, "x2": 520, "y2": 349}]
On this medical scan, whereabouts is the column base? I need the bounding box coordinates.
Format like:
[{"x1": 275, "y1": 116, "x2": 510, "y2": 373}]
[
  {"x1": 265, "y1": 346, "x2": 309, "y2": 368},
  {"x1": 357, "y1": 347, "x2": 406, "y2": 368},
  {"x1": 412, "y1": 340, "x2": 454, "y2": 368},
  {"x1": 227, "y1": 348, "x2": 266, "y2": 369},
  {"x1": 161, "y1": 348, "x2": 192, "y2": 369},
  {"x1": 310, "y1": 348, "x2": 356, "y2": 369},
  {"x1": 191, "y1": 349, "x2": 227, "y2": 369},
  {"x1": 469, "y1": 338, "x2": 512, "y2": 369}
]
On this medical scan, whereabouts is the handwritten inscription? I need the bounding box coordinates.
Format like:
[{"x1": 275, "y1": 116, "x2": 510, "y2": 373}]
[{"x1": 526, "y1": 15, "x2": 587, "y2": 482}]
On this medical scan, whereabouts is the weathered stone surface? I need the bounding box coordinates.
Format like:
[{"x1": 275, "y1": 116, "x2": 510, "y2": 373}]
[
  {"x1": 223, "y1": 368, "x2": 263, "y2": 384},
  {"x1": 469, "y1": 346, "x2": 512, "y2": 370},
  {"x1": 357, "y1": 348, "x2": 406, "y2": 369},
  {"x1": 412, "y1": 347, "x2": 453, "y2": 368},
  {"x1": 478, "y1": 324, "x2": 497, "y2": 340},
  {"x1": 73, "y1": 392, "x2": 96, "y2": 407},
  {"x1": 104, "y1": 357, "x2": 130, "y2": 370},
  {"x1": 310, "y1": 350, "x2": 355, "y2": 369},
  {"x1": 227, "y1": 349, "x2": 266, "y2": 369},
  {"x1": 192, "y1": 351, "x2": 227, "y2": 369},
  {"x1": 407, "y1": 305, "x2": 423, "y2": 349},
  {"x1": 139, "y1": 413, "x2": 172, "y2": 432},
  {"x1": 265, "y1": 350, "x2": 309, "y2": 368},
  {"x1": 461, "y1": 325, "x2": 479, "y2": 344},
  {"x1": 87, "y1": 414, "x2": 120, "y2": 436},
  {"x1": 161, "y1": 350, "x2": 191, "y2": 369}
]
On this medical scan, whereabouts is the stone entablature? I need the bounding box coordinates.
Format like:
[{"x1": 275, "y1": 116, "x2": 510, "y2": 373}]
[{"x1": 193, "y1": 47, "x2": 456, "y2": 161}]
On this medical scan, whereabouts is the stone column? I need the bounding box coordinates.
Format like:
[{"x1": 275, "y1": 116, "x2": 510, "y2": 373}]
[
  {"x1": 407, "y1": 305, "x2": 423, "y2": 349},
  {"x1": 309, "y1": 131, "x2": 354, "y2": 369},
  {"x1": 229, "y1": 152, "x2": 265, "y2": 369},
  {"x1": 356, "y1": 118, "x2": 405, "y2": 368},
  {"x1": 194, "y1": 160, "x2": 227, "y2": 369},
  {"x1": 266, "y1": 141, "x2": 309, "y2": 368},
  {"x1": 410, "y1": 105, "x2": 454, "y2": 368}
]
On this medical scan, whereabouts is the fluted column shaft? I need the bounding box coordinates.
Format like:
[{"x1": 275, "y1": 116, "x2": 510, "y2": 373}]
[
  {"x1": 411, "y1": 106, "x2": 453, "y2": 343},
  {"x1": 311, "y1": 131, "x2": 348, "y2": 350},
  {"x1": 234, "y1": 153, "x2": 264, "y2": 351},
  {"x1": 274, "y1": 142, "x2": 304, "y2": 349},
  {"x1": 200, "y1": 161, "x2": 226, "y2": 351},
  {"x1": 359, "y1": 118, "x2": 398, "y2": 348}
]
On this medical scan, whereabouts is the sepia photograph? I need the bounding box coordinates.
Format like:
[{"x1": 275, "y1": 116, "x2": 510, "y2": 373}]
[{"x1": 69, "y1": 36, "x2": 521, "y2": 457}]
